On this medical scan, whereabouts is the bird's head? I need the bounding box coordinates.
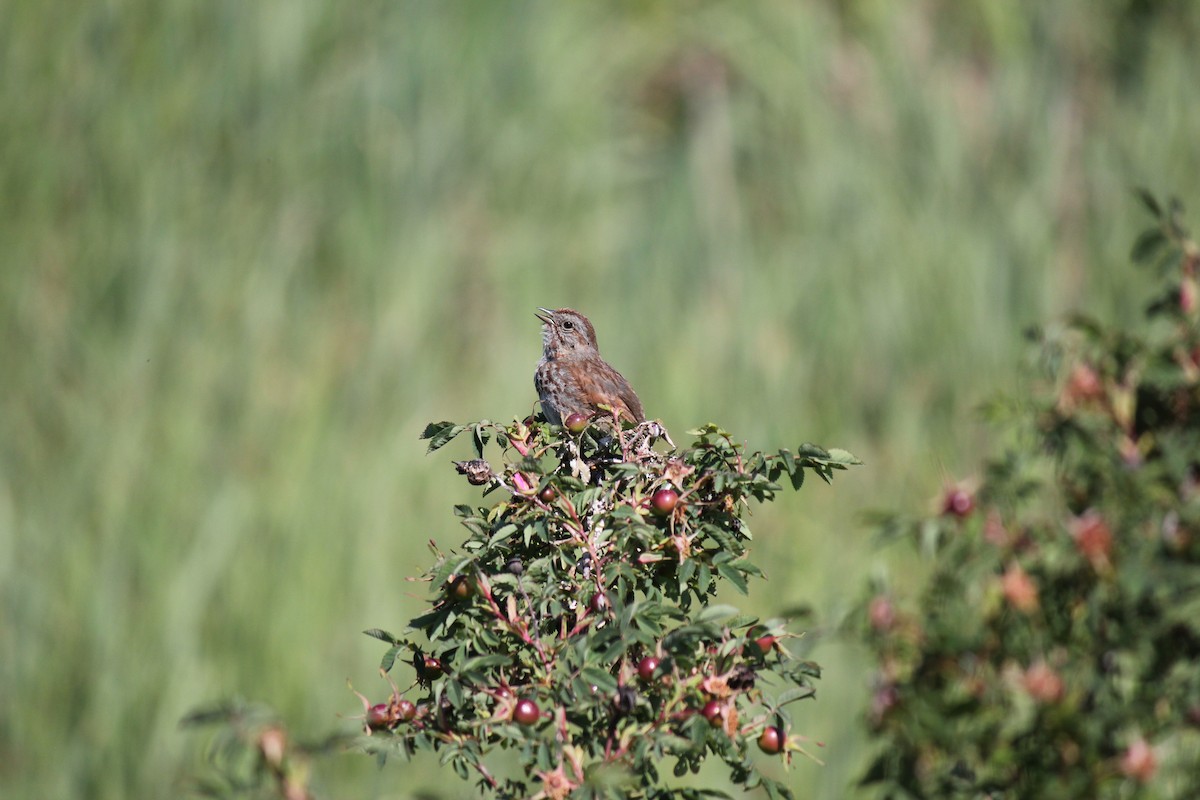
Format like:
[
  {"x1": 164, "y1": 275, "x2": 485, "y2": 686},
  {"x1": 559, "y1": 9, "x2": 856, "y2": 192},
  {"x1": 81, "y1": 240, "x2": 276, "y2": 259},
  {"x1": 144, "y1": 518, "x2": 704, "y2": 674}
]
[{"x1": 536, "y1": 307, "x2": 599, "y2": 358}]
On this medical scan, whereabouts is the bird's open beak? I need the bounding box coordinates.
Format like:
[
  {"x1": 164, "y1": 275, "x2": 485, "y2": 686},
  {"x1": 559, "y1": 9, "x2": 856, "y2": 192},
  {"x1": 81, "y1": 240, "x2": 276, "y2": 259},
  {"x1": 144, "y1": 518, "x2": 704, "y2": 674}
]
[{"x1": 535, "y1": 307, "x2": 554, "y2": 324}]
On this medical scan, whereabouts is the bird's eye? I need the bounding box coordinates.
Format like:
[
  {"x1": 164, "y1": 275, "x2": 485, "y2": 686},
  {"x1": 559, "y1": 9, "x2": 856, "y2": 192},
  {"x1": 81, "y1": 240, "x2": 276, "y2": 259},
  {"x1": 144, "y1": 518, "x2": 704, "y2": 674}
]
[{"x1": 562, "y1": 320, "x2": 574, "y2": 330}]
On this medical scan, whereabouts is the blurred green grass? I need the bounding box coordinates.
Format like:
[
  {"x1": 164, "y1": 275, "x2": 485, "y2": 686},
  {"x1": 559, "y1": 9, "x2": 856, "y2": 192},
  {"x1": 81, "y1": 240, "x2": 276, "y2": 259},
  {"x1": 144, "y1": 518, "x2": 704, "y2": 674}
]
[{"x1": 3, "y1": 1, "x2": 1199, "y2": 797}]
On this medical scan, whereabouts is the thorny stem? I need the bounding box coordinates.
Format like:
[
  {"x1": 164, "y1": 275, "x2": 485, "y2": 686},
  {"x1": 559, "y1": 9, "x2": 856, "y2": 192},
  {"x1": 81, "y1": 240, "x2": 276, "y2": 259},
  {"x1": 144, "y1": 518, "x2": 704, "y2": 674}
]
[{"x1": 473, "y1": 760, "x2": 499, "y2": 790}]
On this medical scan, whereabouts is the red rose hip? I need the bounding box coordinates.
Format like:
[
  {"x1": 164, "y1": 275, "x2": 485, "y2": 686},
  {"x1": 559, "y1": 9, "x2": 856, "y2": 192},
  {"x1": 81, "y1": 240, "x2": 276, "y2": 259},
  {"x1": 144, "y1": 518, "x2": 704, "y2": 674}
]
[
  {"x1": 651, "y1": 488, "x2": 679, "y2": 517},
  {"x1": 394, "y1": 699, "x2": 416, "y2": 722},
  {"x1": 752, "y1": 635, "x2": 776, "y2": 655},
  {"x1": 417, "y1": 655, "x2": 444, "y2": 681},
  {"x1": 701, "y1": 700, "x2": 724, "y2": 727},
  {"x1": 513, "y1": 698, "x2": 540, "y2": 726},
  {"x1": 637, "y1": 656, "x2": 661, "y2": 682},
  {"x1": 366, "y1": 703, "x2": 391, "y2": 731},
  {"x1": 942, "y1": 488, "x2": 974, "y2": 518},
  {"x1": 758, "y1": 725, "x2": 784, "y2": 754},
  {"x1": 449, "y1": 576, "x2": 474, "y2": 601}
]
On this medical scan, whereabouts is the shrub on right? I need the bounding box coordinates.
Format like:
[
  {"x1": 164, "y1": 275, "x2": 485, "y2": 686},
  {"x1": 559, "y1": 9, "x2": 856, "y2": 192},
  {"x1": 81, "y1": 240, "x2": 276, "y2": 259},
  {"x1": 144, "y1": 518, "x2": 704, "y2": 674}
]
[{"x1": 859, "y1": 193, "x2": 1200, "y2": 799}]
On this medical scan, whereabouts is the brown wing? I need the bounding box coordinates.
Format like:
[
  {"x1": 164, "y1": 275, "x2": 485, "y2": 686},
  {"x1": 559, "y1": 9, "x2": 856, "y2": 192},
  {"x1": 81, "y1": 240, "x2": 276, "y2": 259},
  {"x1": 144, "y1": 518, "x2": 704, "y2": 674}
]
[
  {"x1": 613, "y1": 372, "x2": 645, "y2": 422},
  {"x1": 578, "y1": 359, "x2": 644, "y2": 423}
]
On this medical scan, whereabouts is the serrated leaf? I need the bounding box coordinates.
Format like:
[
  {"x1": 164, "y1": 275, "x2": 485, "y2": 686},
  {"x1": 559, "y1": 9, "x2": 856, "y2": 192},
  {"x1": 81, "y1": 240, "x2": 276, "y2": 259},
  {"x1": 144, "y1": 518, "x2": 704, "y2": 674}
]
[
  {"x1": 420, "y1": 421, "x2": 456, "y2": 440},
  {"x1": 576, "y1": 487, "x2": 603, "y2": 509},
  {"x1": 597, "y1": 633, "x2": 630, "y2": 662},
  {"x1": 678, "y1": 558, "x2": 696, "y2": 593},
  {"x1": 1130, "y1": 228, "x2": 1167, "y2": 265},
  {"x1": 1134, "y1": 187, "x2": 1162, "y2": 218},
  {"x1": 457, "y1": 654, "x2": 511, "y2": 673},
  {"x1": 696, "y1": 604, "x2": 741, "y2": 623},
  {"x1": 618, "y1": 599, "x2": 640, "y2": 633},
  {"x1": 472, "y1": 425, "x2": 491, "y2": 458},
  {"x1": 797, "y1": 442, "x2": 830, "y2": 459},
  {"x1": 422, "y1": 422, "x2": 466, "y2": 453},
  {"x1": 772, "y1": 686, "x2": 817, "y2": 707},
  {"x1": 793, "y1": 660, "x2": 821, "y2": 678},
  {"x1": 363, "y1": 628, "x2": 399, "y2": 645},
  {"x1": 580, "y1": 666, "x2": 619, "y2": 694},
  {"x1": 380, "y1": 645, "x2": 402, "y2": 673},
  {"x1": 610, "y1": 505, "x2": 641, "y2": 521},
  {"x1": 825, "y1": 447, "x2": 862, "y2": 466},
  {"x1": 606, "y1": 462, "x2": 642, "y2": 478},
  {"x1": 711, "y1": 549, "x2": 735, "y2": 566},
  {"x1": 727, "y1": 613, "x2": 759, "y2": 630},
  {"x1": 789, "y1": 468, "x2": 805, "y2": 491},
  {"x1": 430, "y1": 555, "x2": 475, "y2": 591},
  {"x1": 179, "y1": 703, "x2": 239, "y2": 727},
  {"x1": 487, "y1": 523, "x2": 518, "y2": 547},
  {"x1": 408, "y1": 606, "x2": 450, "y2": 631},
  {"x1": 733, "y1": 559, "x2": 763, "y2": 577},
  {"x1": 658, "y1": 733, "x2": 695, "y2": 754},
  {"x1": 715, "y1": 563, "x2": 749, "y2": 594}
]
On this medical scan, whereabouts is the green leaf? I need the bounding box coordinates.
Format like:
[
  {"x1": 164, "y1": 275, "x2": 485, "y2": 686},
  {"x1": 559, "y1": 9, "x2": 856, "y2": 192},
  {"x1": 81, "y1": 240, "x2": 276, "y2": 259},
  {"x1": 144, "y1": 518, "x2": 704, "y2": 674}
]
[
  {"x1": 596, "y1": 631, "x2": 629, "y2": 662},
  {"x1": 457, "y1": 654, "x2": 512, "y2": 673},
  {"x1": 576, "y1": 487, "x2": 604, "y2": 509},
  {"x1": 363, "y1": 628, "x2": 399, "y2": 645},
  {"x1": 727, "y1": 613, "x2": 760, "y2": 630},
  {"x1": 380, "y1": 645, "x2": 402, "y2": 673},
  {"x1": 179, "y1": 703, "x2": 240, "y2": 727},
  {"x1": 716, "y1": 563, "x2": 749, "y2": 594},
  {"x1": 761, "y1": 776, "x2": 794, "y2": 800},
  {"x1": 677, "y1": 558, "x2": 696, "y2": 594},
  {"x1": 1130, "y1": 228, "x2": 1167, "y2": 265},
  {"x1": 732, "y1": 559, "x2": 763, "y2": 578},
  {"x1": 487, "y1": 523, "x2": 518, "y2": 547},
  {"x1": 408, "y1": 606, "x2": 451, "y2": 632},
  {"x1": 686, "y1": 423, "x2": 726, "y2": 437},
  {"x1": 772, "y1": 686, "x2": 817, "y2": 707},
  {"x1": 825, "y1": 447, "x2": 862, "y2": 466},
  {"x1": 797, "y1": 442, "x2": 830, "y2": 459},
  {"x1": 696, "y1": 604, "x2": 741, "y2": 623},
  {"x1": 472, "y1": 423, "x2": 491, "y2": 457},
  {"x1": 430, "y1": 555, "x2": 476, "y2": 591},
  {"x1": 580, "y1": 666, "x2": 619, "y2": 694},
  {"x1": 1134, "y1": 187, "x2": 1162, "y2": 218},
  {"x1": 789, "y1": 468, "x2": 804, "y2": 491},
  {"x1": 422, "y1": 421, "x2": 467, "y2": 453}
]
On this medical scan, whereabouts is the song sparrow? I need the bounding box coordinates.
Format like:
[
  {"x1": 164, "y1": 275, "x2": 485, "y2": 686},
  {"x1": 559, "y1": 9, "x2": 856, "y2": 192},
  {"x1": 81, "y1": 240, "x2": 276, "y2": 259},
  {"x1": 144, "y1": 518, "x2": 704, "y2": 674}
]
[{"x1": 534, "y1": 307, "x2": 645, "y2": 426}]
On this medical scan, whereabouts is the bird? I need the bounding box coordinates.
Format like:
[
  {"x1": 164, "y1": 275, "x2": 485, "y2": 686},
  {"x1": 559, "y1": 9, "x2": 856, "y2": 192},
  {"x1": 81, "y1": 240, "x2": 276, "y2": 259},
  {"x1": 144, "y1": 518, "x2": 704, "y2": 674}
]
[{"x1": 534, "y1": 307, "x2": 645, "y2": 426}]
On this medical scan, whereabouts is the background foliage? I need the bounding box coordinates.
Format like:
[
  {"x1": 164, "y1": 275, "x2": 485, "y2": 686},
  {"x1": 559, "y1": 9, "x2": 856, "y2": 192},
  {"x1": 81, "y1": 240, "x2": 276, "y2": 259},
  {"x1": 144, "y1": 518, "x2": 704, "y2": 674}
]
[
  {"x1": 860, "y1": 197, "x2": 1200, "y2": 798},
  {"x1": 3, "y1": 1, "x2": 1200, "y2": 798}
]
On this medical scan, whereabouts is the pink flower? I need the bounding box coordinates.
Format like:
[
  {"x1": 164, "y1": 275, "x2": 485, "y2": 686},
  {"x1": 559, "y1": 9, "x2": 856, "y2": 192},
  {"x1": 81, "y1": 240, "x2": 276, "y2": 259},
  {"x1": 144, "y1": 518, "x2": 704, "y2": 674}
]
[
  {"x1": 1120, "y1": 738, "x2": 1157, "y2": 783},
  {"x1": 1070, "y1": 510, "x2": 1113, "y2": 572},
  {"x1": 1022, "y1": 659, "x2": 1063, "y2": 704},
  {"x1": 1001, "y1": 562, "x2": 1039, "y2": 614}
]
